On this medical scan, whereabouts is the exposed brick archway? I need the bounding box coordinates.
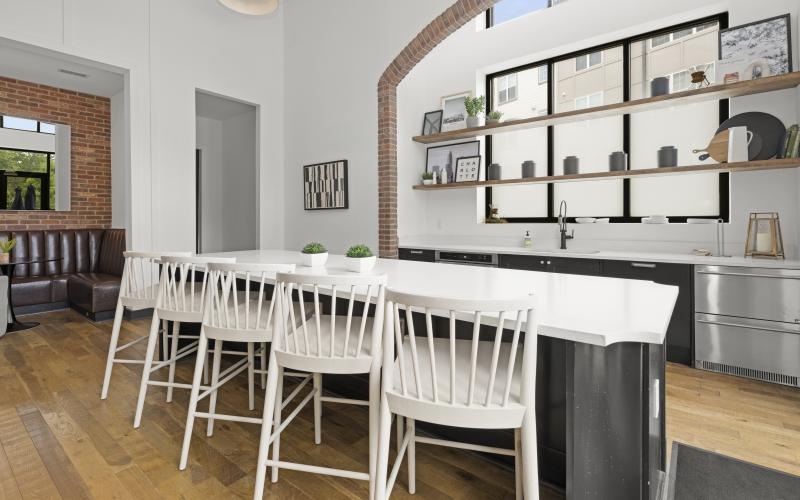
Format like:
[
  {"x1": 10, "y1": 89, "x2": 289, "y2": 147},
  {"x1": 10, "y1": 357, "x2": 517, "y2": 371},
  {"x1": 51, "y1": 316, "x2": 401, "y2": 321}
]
[{"x1": 377, "y1": 0, "x2": 499, "y2": 258}]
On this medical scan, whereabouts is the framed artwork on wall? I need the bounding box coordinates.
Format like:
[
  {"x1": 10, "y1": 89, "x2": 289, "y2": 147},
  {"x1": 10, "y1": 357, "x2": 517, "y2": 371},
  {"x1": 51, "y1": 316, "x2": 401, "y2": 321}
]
[
  {"x1": 425, "y1": 140, "x2": 480, "y2": 184},
  {"x1": 455, "y1": 155, "x2": 481, "y2": 182},
  {"x1": 303, "y1": 159, "x2": 348, "y2": 210},
  {"x1": 718, "y1": 14, "x2": 792, "y2": 82},
  {"x1": 421, "y1": 110, "x2": 443, "y2": 135},
  {"x1": 440, "y1": 91, "x2": 471, "y2": 132}
]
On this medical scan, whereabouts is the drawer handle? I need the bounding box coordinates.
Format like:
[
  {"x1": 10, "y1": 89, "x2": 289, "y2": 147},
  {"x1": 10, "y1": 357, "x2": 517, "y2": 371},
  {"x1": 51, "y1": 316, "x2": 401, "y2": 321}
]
[
  {"x1": 409, "y1": 250, "x2": 424, "y2": 255},
  {"x1": 696, "y1": 318, "x2": 798, "y2": 334},
  {"x1": 631, "y1": 262, "x2": 656, "y2": 269},
  {"x1": 696, "y1": 270, "x2": 800, "y2": 280}
]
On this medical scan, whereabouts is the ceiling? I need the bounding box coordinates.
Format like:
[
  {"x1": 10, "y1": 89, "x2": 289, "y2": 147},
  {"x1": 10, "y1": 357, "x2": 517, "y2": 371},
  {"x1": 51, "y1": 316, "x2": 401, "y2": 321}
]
[
  {"x1": 0, "y1": 38, "x2": 124, "y2": 98},
  {"x1": 196, "y1": 91, "x2": 256, "y2": 120}
]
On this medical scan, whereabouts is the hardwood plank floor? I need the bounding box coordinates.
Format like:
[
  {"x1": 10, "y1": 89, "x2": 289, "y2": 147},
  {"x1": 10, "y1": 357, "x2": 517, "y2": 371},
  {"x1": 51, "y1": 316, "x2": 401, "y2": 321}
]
[{"x1": 0, "y1": 309, "x2": 798, "y2": 499}]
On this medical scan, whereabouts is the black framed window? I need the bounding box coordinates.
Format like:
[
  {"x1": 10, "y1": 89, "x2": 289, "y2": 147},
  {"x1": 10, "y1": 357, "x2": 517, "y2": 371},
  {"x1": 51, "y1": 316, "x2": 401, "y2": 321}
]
[
  {"x1": 0, "y1": 148, "x2": 53, "y2": 210},
  {"x1": 486, "y1": 0, "x2": 559, "y2": 28},
  {"x1": 485, "y1": 13, "x2": 729, "y2": 223},
  {"x1": 0, "y1": 116, "x2": 56, "y2": 134}
]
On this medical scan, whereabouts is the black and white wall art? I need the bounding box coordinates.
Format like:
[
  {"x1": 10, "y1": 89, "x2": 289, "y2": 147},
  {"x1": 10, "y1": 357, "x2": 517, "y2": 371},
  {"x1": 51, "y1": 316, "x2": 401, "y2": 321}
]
[
  {"x1": 719, "y1": 15, "x2": 792, "y2": 80},
  {"x1": 426, "y1": 141, "x2": 480, "y2": 183},
  {"x1": 421, "y1": 110, "x2": 443, "y2": 135},
  {"x1": 303, "y1": 160, "x2": 349, "y2": 210},
  {"x1": 455, "y1": 155, "x2": 481, "y2": 182},
  {"x1": 441, "y1": 91, "x2": 470, "y2": 132}
]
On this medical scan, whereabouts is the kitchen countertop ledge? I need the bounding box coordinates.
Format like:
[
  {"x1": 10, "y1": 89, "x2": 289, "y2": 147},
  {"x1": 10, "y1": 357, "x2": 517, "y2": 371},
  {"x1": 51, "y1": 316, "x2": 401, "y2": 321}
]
[{"x1": 203, "y1": 249, "x2": 678, "y2": 348}]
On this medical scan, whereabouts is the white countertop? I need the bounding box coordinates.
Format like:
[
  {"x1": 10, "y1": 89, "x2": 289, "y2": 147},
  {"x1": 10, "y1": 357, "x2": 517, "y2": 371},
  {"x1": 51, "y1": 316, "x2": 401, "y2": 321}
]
[
  {"x1": 203, "y1": 249, "x2": 678, "y2": 348},
  {"x1": 400, "y1": 241, "x2": 800, "y2": 269}
]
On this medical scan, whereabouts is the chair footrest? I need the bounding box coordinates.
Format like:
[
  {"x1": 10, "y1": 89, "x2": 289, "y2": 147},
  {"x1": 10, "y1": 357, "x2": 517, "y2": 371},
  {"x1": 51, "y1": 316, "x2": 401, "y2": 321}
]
[
  {"x1": 193, "y1": 411, "x2": 262, "y2": 425},
  {"x1": 112, "y1": 359, "x2": 146, "y2": 365},
  {"x1": 264, "y1": 460, "x2": 369, "y2": 481}
]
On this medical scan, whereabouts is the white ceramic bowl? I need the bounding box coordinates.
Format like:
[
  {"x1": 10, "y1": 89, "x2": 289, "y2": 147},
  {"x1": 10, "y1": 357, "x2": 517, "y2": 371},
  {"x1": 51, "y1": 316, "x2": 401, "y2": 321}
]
[
  {"x1": 595, "y1": 218, "x2": 610, "y2": 224},
  {"x1": 301, "y1": 252, "x2": 328, "y2": 267},
  {"x1": 345, "y1": 255, "x2": 377, "y2": 273}
]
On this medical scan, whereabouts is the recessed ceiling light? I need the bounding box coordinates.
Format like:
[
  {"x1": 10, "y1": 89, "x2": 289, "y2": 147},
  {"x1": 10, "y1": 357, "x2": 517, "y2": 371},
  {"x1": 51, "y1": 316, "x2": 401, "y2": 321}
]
[
  {"x1": 219, "y1": 0, "x2": 278, "y2": 15},
  {"x1": 58, "y1": 68, "x2": 89, "y2": 78}
]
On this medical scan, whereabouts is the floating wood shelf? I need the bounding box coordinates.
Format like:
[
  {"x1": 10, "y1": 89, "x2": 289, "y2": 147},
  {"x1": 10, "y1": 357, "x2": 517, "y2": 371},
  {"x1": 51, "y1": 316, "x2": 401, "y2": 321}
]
[
  {"x1": 412, "y1": 72, "x2": 800, "y2": 144},
  {"x1": 411, "y1": 158, "x2": 800, "y2": 190}
]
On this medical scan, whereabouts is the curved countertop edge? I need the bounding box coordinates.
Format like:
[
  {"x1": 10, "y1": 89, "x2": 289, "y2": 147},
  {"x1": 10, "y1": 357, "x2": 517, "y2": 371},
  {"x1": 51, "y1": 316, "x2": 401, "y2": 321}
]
[{"x1": 399, "y1": 241, "x2": 800, "y2": 269}]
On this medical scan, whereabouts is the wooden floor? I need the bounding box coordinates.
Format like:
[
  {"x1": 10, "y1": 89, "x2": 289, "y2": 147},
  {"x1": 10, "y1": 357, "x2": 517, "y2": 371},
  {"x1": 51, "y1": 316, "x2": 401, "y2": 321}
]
[{"x1": 0, "y1": 309, "x2": 797, "y2": 499}]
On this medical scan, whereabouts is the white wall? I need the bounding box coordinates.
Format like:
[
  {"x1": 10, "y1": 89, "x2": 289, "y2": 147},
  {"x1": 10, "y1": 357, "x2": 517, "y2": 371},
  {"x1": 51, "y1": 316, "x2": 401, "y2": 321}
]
[
  {"x1": 196, "y1": 116, "x2": 224, "y2": 252},
  {"x1": 222, "y1": 109, "x2": 258, "y2": 251},
  {"x1": 0, "y1": 0, "x2": 284, "y2": 252}
]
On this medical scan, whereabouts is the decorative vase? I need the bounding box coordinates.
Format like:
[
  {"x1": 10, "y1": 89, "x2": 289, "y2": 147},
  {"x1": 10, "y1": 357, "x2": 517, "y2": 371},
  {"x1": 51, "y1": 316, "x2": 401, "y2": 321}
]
[
  {"x1": 302, "y1": 252, "x2": 328, "y2": 267},
  {"x1": 466, "y1": 116, "x2": 482, "y2": 128},
  {"x1": 486, "y1": 118, "x2": 501, "y2": 126},
  {"x1": 0, "y1": 253, "x2": 8, "y2": 264},
  {"x1": 487, "y1": 163, "x2": 502, "y2": 181},
  {"x1": 563, "y1": 156, "x2": 579, "y2": 175},
  {"x1": 345, "y1": 255, "x2": 377, "y2": 273},
  {"x1": 609, "y1": 151, "x2": 627, "y2": 171},
  {"x1": 422, "y1": 179, "x2": 433, "y2": 185},
  {"x1": 651, "y1": 76, "x2": 670, "y2": 96},
  {"x1": 657, "y1": 146, "x2": 678, "y2": 167},
  {"x1": 521, "y1": 161, "x2": 536, "y2": 178}
]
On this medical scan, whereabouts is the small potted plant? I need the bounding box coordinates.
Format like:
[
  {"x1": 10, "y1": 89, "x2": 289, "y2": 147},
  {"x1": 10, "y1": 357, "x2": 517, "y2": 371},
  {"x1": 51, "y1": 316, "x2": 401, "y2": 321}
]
[
  {"x1": 0, "y1": 238, "x2": 15, "y2": 264},
  {"x1": 301, "y1": 242, "x2": 328, "y2": 267},
  {"x1": 464, "y1": 95, "x2": 486, "y2": 128},
  {"x1": 421, "y1": 172, "x2": 434, "y2": 185},
  {"x1": 486, "y1": 109, "x2": 503, "y2": 125},
  {"x1": 345, "y1": 244, "x2": 376, "y2": 273}
]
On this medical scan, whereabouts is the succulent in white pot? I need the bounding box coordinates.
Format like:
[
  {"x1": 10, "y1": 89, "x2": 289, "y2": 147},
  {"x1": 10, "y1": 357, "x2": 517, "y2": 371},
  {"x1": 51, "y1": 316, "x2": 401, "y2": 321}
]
[
  {"x1": 486, "y1": 109, "x2": 503, "y2": 125},
  {"x1": 421, "y1": 172, "x2": 434, "y2": 186},
  {"x1": 345, "y1": 244, "x2": 376, "y2": 273},
  {"x1": 464, "y1": 95, "x2": 486, "y2": 128},
  {"x1": 0, "y1": 238, "x2": 15, "y2": 264},
  {"x1": 301, "y1": 242, "x2": 328, "y2": 267}
]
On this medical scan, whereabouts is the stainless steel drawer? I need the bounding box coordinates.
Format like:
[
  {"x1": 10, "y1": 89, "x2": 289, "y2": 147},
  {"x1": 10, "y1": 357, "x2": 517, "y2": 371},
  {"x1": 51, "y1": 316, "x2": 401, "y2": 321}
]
[
  {"x1": 694, "y1": 265, "x2": 800, "y2": 323},
  {"x1": 695, "y1": 313, "x2": 800, "y2": 386}
]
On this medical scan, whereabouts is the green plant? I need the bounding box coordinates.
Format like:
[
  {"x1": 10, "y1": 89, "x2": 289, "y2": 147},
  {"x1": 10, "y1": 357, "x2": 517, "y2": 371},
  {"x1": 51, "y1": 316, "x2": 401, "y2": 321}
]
[
  {"x1": 0, "y1": 238, "x2": 15, "y2": 253},
  {"x1": 301, "y1": 242, "x2": 327, "y2": 254},
  {"x1": 487, "y1": 110, "x2": 503, "y2": 120},
  {"x1": 345, "y1": 244, "x2": 374, "y2": 258},
  {"x1": 463, "y1": 96, "x2": 486, "y2": 118},
  {"x1": 421, "y1": 172, "x2": 434, "y2": 180}
]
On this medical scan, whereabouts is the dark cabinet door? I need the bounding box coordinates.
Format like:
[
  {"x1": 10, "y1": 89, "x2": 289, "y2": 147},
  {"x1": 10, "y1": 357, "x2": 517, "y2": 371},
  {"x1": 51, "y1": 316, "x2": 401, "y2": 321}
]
[
  {"x1": 499, "y1": 254, "x2": 552, "y2": 271},
  {"x1": 549, "y1": 257, "x2": 602, "y2": 276},
  {"x1": 602, "y1": 260, "x2": 693, "y2": 365},
  {"x1": 398, "y1": 248, "x2": 435, "y2": 262}
]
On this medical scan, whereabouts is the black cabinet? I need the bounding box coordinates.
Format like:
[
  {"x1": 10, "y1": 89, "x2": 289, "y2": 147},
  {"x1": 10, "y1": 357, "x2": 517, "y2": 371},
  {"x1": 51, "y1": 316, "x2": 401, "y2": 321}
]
[
  {"x1": 602, "y1": 260, "x2": 693, "y2": 365},
  {"x1": 499, "y1": 254, "x2": 602, "y2": 276},
  {"x1": 398, "y1": 248, "x2": 435, "y2": 262}
]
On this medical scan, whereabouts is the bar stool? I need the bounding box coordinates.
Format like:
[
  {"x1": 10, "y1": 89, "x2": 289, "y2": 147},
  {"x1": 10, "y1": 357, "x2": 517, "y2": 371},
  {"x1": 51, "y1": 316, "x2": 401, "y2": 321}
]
[
  {"x1": 100, "y1": 251, "x2": 191, "y2": 400},
  {"x1": 133, "y1": 255, "x2": 235, "y2": 428},
  {"x1": 180, "y1": 262, "x2": 312, "y2": 469},
  {"x1": 253, "y1": 271, "x2": 388, "y2": 500},
  {"x1": 375, "y1": 290, "x2": 539, "y2": 500}
]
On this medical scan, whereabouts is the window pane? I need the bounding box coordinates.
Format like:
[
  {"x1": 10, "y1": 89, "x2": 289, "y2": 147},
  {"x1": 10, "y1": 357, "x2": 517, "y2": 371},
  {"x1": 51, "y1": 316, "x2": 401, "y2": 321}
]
[
  {"x1": 2, "y1": 116, "x2": 37, "y2": 131},
  {"x1": 651, "y1": 34, "x2": 670, "y2": 48},
  {"x1": 39, "y1": 122, "x2": 56, "y2": 134},
  {"x1": 0, "y1": 149, "x2": 48, "y2": 173},
  {"x1": 554, "y1": 46, "x2": 624, "y2": 217},
  {"x1": 589, "y1": 51, "x2": 602, "y2": 66},
  {"x1": 538, "y1": 66, "x2": 548, "y2": 84},
  {"x1": 629, "y1": 21, "x2": 720, "y2": 217},
  {"x1": 490, "y1": 65, "x2": 549, "y2": 218},
  {"x1": 673, "y1": 28, "x2": 693, "y2": 40},
  {"x1": 575, "y1": 55, "x2": 587, "y2": 71},
  {"x1": 491, "y1": 0, "x2": 551, "y2": 26}
]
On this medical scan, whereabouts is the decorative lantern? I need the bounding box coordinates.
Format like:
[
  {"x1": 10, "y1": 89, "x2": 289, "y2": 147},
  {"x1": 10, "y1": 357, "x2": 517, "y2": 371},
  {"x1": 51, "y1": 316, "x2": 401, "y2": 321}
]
[{"x1": 744, "y1": 212, "x2": 784, "y2": 259}]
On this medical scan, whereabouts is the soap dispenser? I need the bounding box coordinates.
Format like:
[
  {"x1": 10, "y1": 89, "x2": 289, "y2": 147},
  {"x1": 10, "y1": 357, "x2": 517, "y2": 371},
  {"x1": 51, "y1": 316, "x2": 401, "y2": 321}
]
[{"x1": 523, "y1": 230, "x2": 532, "y2": 248}]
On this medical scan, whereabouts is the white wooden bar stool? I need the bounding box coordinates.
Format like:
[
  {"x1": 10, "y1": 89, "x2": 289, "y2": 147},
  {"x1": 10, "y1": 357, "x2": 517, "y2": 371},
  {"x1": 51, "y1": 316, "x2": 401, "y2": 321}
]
[
  {"x1": 253, "y1": 271, "x2": 387, "y2": 500},
  {"x1": 133, "y1": 255, "x2": 235, "y2": 428},
  {"x1": 375, "y1": 290, "x2": 539, "y2": 500},
  {"x1": 100, "y1": 251, "x2": 191, "y2": 400},
  {"x1": 179, "y1": 262, "x2": 313, "y2": 469}
]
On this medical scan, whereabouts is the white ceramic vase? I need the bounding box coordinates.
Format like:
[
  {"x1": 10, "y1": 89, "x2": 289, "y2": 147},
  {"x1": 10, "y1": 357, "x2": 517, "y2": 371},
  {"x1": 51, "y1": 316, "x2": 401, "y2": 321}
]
[
  {"x1": 302, "y1": 252, "x2": 328, "y2": 267},
  {"x1": 345, "y1": 255, "x2": 376, "y2": 273}
]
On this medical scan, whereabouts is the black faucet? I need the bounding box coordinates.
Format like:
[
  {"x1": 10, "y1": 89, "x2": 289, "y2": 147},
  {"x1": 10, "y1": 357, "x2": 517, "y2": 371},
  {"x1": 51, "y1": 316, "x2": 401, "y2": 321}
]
[{"x1": 558, "y1": 200, "x2": 574, "y2": 250}]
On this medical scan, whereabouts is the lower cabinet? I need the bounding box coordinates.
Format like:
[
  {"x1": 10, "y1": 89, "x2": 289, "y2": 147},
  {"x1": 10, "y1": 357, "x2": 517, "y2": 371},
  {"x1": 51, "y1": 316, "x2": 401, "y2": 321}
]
[{"x1": 498, "y1": 254, "x2": 601, "y2": 276}]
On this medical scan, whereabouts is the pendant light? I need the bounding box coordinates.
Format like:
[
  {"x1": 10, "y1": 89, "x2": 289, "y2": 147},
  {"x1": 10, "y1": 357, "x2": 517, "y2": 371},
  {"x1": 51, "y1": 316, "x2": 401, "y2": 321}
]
[{"x1": 218, "y1": 0, "x2": 278, "y2": 16}]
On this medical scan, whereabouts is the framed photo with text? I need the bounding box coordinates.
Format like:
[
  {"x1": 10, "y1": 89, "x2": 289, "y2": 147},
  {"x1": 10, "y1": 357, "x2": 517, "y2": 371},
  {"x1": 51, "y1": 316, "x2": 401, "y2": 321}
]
[{"x1": 455, "y1": 155, "x2": 481, "y2": 182}]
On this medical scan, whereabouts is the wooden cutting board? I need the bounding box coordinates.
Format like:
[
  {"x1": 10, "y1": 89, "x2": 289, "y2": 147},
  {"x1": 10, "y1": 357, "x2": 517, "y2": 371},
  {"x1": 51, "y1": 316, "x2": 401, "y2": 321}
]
[{"x1": 693, "y1": 129, "x2": 730, "y2": 162}]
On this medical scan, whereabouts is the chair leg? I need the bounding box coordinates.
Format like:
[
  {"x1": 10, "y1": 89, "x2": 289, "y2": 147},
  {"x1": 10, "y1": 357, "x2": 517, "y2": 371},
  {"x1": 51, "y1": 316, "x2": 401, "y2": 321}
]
[
  {"x1": 133, "y1": 312, "x2": 162, "y2": 428},
  {"x1": 166, "y1": 321, "x2": 181, "y2": 403},
  {"x1": 521, "y1": 412, "x2": 540, "y2": 500},
  {"x1": 179, "y1": 330, "x2": 209, "y2": 470},
  {"x1": 260, "y1": 342, "x2": 267, "y2": 389},
  {"x1": 368, "y1": 366, "x2": 380, "y2": 500},
  {"x1": 160, "y1": 319, "x2": 169, "y2": 363},
  {"x1": 270, "y1": 367, "x2": 284, "y2": 484},
  {"x1": 203, "y1": 345, "x2": 210, "y2": 385},
  {"x1": 514, "y1": 428, "x2": 523, "y2": 500},
  {"x1": 407, "y1": 418, "x2": 416, "y2": 494},
  {"x1": 206, "y1": 339, "x2": 223, "y2": 437},
  {"x1": 313, "y1": 372, "x2": 322, "y2": 445},
  {"x1": 100, "y1": 300, "x2": 125, "y2": 399},
  {"x1": 375, "y1": 392, "x2": 393, "y2": 500},
  {"x1": 253, "y1": 355, "x2": 280, "y2": 500},
  {"x1": 396, "y1": 415, "x2": 404, "y2": 453},
  {"x1": 247, "y1": 342, "x2": 255, "y2": 411}
]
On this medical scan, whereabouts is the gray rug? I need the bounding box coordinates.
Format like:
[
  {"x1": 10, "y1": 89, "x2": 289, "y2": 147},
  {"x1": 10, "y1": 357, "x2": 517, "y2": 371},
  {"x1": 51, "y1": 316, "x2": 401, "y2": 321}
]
[{"x1": 667, "y1": 442, "x2": 800, "y2": 500}]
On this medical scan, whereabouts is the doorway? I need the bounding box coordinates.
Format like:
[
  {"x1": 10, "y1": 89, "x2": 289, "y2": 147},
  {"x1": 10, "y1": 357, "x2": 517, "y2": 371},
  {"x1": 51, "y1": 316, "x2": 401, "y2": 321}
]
[{"x1": 195, "y1": 91, "x2": 258, "y2": 253}]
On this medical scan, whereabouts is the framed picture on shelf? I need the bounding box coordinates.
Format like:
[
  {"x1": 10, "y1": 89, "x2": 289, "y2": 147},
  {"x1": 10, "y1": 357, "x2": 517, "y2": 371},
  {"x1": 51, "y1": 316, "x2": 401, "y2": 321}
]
[
  {"x1": 425, "y1": 140, "x2": 480, "y2": 184},
  {"x1": 455, "y1": 155, "x2": 481, "y2": 182},
  {"x1": 441, "y1": 91, "x2": 471, "y2": 132},
  {"x1": 303, "y1": 159, "x2": 348, "y2": 210},
  {"x1": 718, "y1": 14, "x2": 792, "y2": 82},
  {"x1": 421, "y1": 110, "x2": 443, "y2": 135}
]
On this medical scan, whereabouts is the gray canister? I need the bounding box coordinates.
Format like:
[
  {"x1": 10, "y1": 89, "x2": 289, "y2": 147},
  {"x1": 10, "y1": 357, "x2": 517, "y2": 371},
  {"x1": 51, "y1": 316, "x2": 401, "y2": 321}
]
[
  {"x1": 609, "y1": 151, "x2": 627, "y2": 171},
  {"x1": 487, "y1": 163, "x2": 502, "y2": 181},
  {"x1": 563, "y1": 156, "x2": 579, "y2": 175},
  {"x1": 657, "y1": 146, "x2": 678, "y2": 167},
  {"x1": 521, "y1": 160, "x2": 536, "y2": 178},
  {"x1": 651, "y1": 76, "x2": 670, "y2": 96}
]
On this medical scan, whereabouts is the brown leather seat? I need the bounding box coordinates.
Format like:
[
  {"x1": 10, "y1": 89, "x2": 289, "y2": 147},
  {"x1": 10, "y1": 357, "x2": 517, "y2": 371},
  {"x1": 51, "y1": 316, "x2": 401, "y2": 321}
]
[{"x1": 0, "y1": 229, "x2": 126, "y2": 320}]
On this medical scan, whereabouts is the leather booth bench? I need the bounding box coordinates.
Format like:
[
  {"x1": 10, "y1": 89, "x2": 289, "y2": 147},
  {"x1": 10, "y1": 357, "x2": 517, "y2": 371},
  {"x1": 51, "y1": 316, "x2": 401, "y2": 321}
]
[{"x1": 0, "y1": 229, "x2": 126, "y2": 321}]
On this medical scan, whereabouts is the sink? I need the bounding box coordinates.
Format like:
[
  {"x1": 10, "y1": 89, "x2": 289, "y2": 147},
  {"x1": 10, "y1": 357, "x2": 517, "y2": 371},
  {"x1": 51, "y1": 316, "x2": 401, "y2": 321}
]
[{"x1": 540, "y1": 248, "x2": 600, "y2": 255}]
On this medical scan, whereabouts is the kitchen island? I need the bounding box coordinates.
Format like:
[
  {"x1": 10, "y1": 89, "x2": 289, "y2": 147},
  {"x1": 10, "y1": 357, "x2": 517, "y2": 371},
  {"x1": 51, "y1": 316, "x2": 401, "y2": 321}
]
[{"x1": 204, "y1": 249, "x2": 678, "y2": 499}]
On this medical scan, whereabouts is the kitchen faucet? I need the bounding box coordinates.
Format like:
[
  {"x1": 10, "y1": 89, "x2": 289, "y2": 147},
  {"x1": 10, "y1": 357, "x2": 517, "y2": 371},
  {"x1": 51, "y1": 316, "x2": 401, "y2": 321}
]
[{"x1": 558, "y1": 200, "x2": 574, "y2": 250}]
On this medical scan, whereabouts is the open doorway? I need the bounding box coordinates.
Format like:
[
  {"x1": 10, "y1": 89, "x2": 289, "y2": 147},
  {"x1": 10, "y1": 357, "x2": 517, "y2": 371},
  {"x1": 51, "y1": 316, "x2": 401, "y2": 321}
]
[{"x1": 195, "y1": 91, "x2": 258, "y2": 253}]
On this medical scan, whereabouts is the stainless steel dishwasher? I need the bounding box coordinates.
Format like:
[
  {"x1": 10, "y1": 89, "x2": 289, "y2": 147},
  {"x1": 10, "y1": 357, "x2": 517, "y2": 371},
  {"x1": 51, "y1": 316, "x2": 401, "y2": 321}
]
[
  {"x1": 694, "y1": 265, "x2": 800, "y2": 387},
  {"x1": 435, "y1": 250, "x2": 498, "y2": 267}
]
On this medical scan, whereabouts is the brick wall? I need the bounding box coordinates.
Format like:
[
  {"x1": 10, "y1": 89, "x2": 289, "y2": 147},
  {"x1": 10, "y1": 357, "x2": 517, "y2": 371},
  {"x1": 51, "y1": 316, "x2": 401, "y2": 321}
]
[
  {"x1": 0, "y1": 76, "x2": 111, "y2": 230},
  {"x1": 377, "y1": 0, "x2": 499, "y2": 258}
]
